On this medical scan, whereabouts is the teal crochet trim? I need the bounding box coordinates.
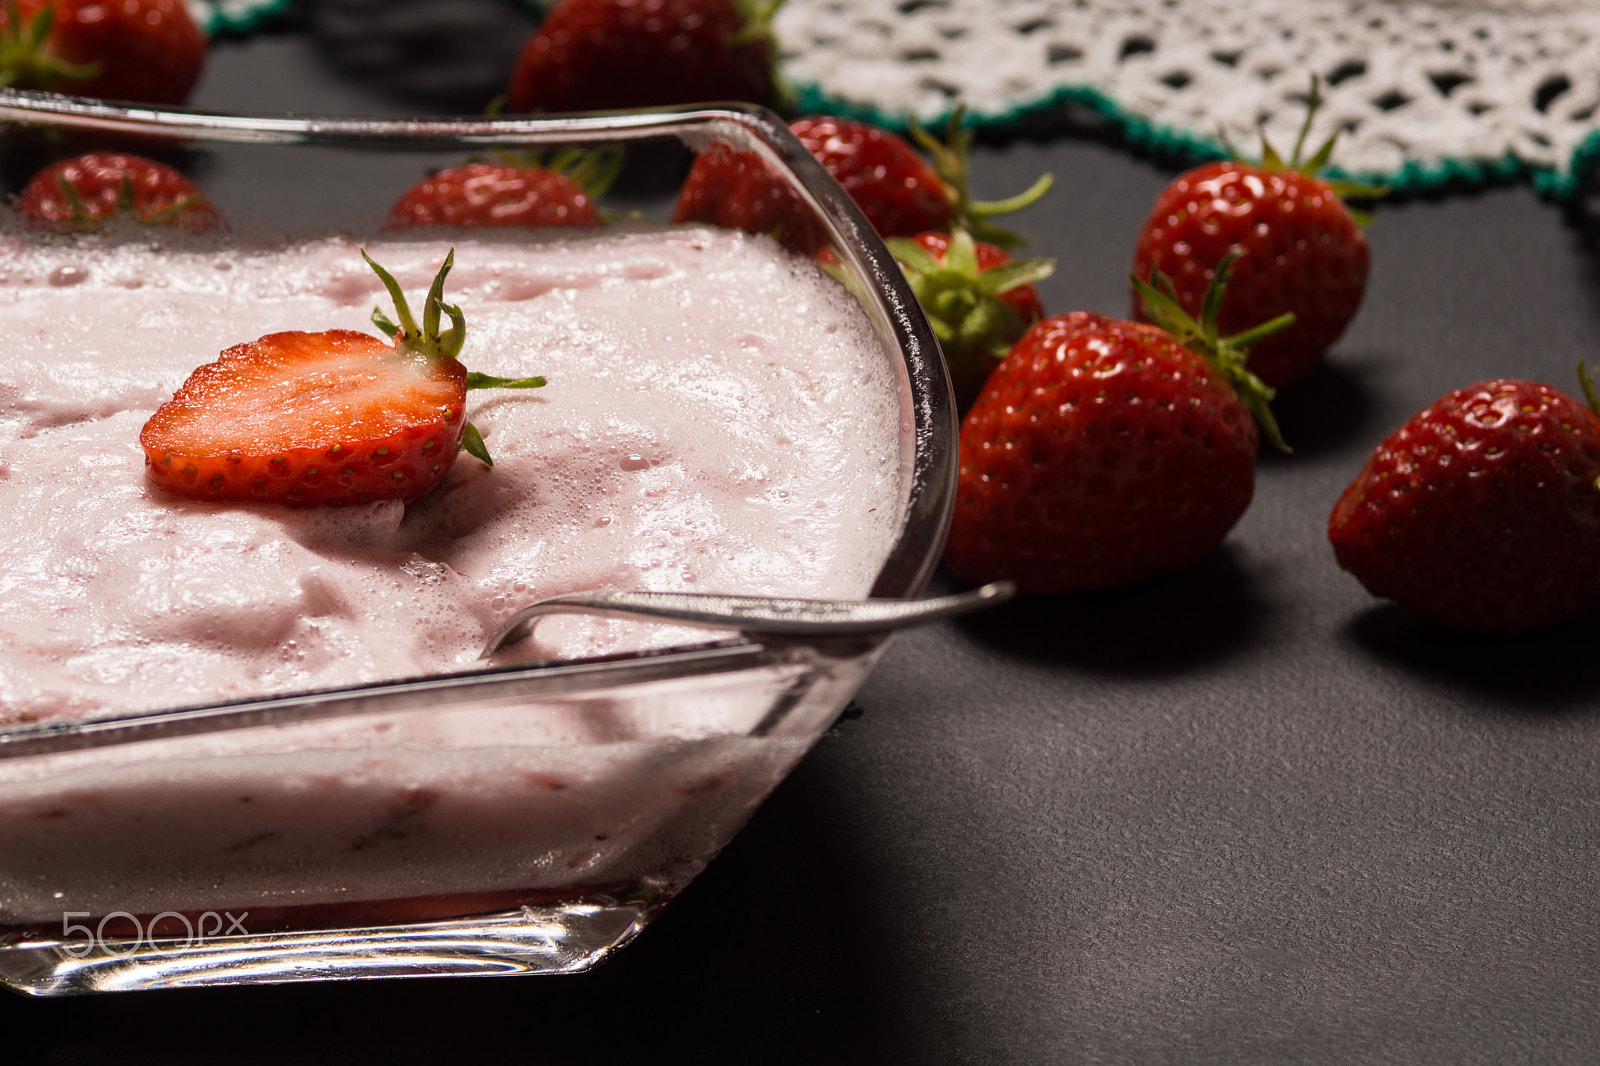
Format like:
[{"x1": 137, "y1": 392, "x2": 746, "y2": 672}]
[
  {"x1": 1548, "y1": 127, "x2": 1600, "y2": 201},
  {"x1": 195, "y1": 0, "x2": 294, "y2": 38},
  {"x1": 792, "y1": 79, "x2": 1596, "y2": 202},
  {"x1": 201, "y1": 0, "x2": 1599, "y2": 201}
]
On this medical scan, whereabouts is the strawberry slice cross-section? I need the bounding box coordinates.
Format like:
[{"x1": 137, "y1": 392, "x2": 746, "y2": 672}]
[{"x1": 140, "y1": 249, "x2": 545, "y2": 507}]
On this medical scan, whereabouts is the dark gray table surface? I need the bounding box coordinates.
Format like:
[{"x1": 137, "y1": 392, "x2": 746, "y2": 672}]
[{"x1": 7, "y1": 4, "x2": 1600, "y2": 1063}]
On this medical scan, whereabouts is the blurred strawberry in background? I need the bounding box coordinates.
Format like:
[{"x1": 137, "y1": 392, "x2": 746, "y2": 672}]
[{"x1": 0, "y1": 0, "x2": 207, "y2": 106}]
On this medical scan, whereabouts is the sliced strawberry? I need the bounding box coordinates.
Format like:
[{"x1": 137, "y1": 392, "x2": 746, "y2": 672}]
[
  {"x1": 16, "y1": 151, "x2": 221, "y2": 233},
  {"x1": 0, "y1": 0, "x2": 206, "y2": 106},
  {"x1": 141, "y1": 250, "x2": 545, "y2": 507}
]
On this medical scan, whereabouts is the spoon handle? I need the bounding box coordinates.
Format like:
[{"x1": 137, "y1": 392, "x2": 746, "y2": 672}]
[{"x1": 480, "y1": 582, "x2": 1014, "y2": 659}]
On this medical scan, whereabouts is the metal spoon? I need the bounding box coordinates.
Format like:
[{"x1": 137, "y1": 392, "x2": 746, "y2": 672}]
[{"x1": 479, "y1": 581, "x2": 1015, "y2": 659}]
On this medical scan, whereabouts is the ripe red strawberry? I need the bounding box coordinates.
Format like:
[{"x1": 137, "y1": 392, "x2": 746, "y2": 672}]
[
  {"x1": 942, "y1": 259, "x2": 1286, "y2": 594},
  {"x1": 1131, "y1": 77, "x2": 1380, "y2": 389},
  {"x1": 140, "y1": 250, "x2": 546, "y2": 507},
  {"x1": 884, "y1": 229, "x2": 1054, "y2": 411},
  {"x1": 505, "y1": 0, "x2": 782, "y2": 114},
  {"x1": 672, "y1": 112, "x2": 1053, "y2": 253},
  {"x1": 385, "y1": 149, "x2": 621, "y2": 229},
  {"x1": 15, "y1": 151, "x2": 221, "y2": 233},
  {"x1": 792, "y1": 115, "x2": 951, "y2": 238},
  {"x1": 1328, "y1": 374, "x2": 1600, "y2": 632},
  {"x1": 794, "y1": 115, "x2": 1053, "y2": 248},
  {"x1": 669, "y1": 138, "x2": 826, "y2": 253},
  {"x1": 0, "y1": 0, "x2": 206, "y2": 106}
]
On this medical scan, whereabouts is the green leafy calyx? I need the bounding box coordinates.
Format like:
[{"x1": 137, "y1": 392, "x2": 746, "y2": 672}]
[
  {"x1": 1224, "y1": 74, "x2": 1387, "y2": 215},
  {"x1": 908, "y1": 107, "x2": 1054, "y2": 251},
  {"x1": 365, "y1": 247, "x2": 468, "y2": 363},
  {"x1": 0, "y1": 0, "x2": 101, "y2": 91},
  {"x1": 887, "y1": 229, "x2": 1054, "y2": 410},
  {"x1": 362, "y1": 247, "x2": 545, "y2": 467},
  {"x1": 732, "y1": 0, "x2": 794, "y2": 113},
  {"x1": 485, "y1": 145, "x2": 627, "y2": 212},
  {"x1": 1133, "y1": 251, "x2": 1291, "y2": 452}
]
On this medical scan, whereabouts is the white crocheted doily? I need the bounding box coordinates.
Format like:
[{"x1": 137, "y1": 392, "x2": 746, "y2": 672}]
[{"x1": 777, "y1": 0, "x2": 1600, "y2": 197}]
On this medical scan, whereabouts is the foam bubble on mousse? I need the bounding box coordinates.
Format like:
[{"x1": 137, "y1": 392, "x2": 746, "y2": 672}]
[{"x1": 0, "y1": 224, "x2": 908, "y2": 723}]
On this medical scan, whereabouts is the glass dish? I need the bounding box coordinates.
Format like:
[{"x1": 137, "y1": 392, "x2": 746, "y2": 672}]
[{"x1": 0, "y1": 90, "x2": 956, "y2": 996}]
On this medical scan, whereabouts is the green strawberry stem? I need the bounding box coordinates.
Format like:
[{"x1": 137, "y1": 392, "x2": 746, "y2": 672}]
[
  {"x1": 1133, "y1": 250, "x2": 1291, "y2": 453},
  {"x1": 732, "y1": 0, "x2": 784, "y2": 47},
  {"x1": 465, "y1": 370, "x2": 547, "y2": 390},
  {"x1": 0, "y1": 0, "x2": 101, "y2": 90},
  {"x1": 732, "y1": 0, "x2": 794, "y2": 113},
  {"x1": 1220, "y1": 74, "x2": 1387, "y2": 218},
  {"x1": 55, "y1": 171, "x2": 204, "y2": 229},
  {"x1": 909, "y1": 107, "x2": 1054, "y2": 251},
  {"x1": 139, "y1": 192, "x2": 206, "y2": 226},
  {"x1": 886, "y1": 229, "x2": 1055, "y2": 409},
  {"x1": 1579, "y1": 362, "x2": 1600, "y2": 416},
  {"x1": 365, "y1": 247, "x2": 465, "y2": 361},
  {"x1": 551, "y1": 145, "x2": 625, "y2": 201},
  {"x1": 483, "y1": 145, "x2": 627, "y2": 205},
  {"x1": 53, "y1": 173, "x2": 96, "y2": 227},
  {"x1": 1580, "y1": 364, "x2": 1600, "y2": 492},
  {"x1": 361, "y1": 247, "x2": 546, "y2": 468}
]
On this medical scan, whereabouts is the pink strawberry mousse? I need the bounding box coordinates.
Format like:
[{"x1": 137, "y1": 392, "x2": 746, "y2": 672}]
[
  {"x1": 0, "y1": 224, "x2": 907, "y2": 725},
  {"x1": 0, "y1": 223, "x2": 908, "y2": 934}
]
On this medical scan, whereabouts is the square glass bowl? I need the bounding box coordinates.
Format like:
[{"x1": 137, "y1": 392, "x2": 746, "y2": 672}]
[{"x1": 0, "y1": 91, "x2": 955, "y2": 996}]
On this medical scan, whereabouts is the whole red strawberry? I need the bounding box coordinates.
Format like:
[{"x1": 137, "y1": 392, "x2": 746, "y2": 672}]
[
  {"x1": 1131, "y1": 77, "x2": 1380, "y2": 389},
  {"x1": 672, "y1": 112, "x2": 1053, "y2": 253},
  {"x1": 505, "y1": 0, "x2": 782, "y2": 114},
  {"x1": 16, "y1": 151, "x2": 221, "y2": 233},
  {"x1": 1328, "y1": 374, "x2": 1600, "y2": 632},
  {"x1": 141, "y1": 250, "x2": 546, "y2": 507},
  {"x1": 943, "y1": 263, "x2": 1286, "y2": 594},
  {"x1": 0, "y1": 0, "x2": 206, "y2": 106},
  {"x1": 885, "y1": 229, "x2": 1053, "y2": 411},
  {"x1": 386, "y1": 149, "x2": 620, "y2": 229}
]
